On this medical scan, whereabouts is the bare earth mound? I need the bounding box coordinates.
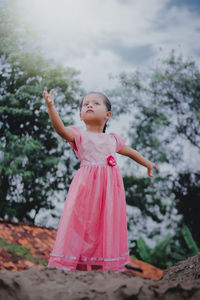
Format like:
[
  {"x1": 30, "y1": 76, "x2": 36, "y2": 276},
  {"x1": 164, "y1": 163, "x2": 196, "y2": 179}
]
[{"x1": 0, "y1": 252, "x2": 200, "y2": 300}]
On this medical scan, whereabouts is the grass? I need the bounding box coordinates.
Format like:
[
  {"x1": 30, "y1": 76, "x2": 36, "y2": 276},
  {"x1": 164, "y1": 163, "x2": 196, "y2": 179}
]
[{"x1": 0, "y1": 237, "x2": 48, "y2": 266}]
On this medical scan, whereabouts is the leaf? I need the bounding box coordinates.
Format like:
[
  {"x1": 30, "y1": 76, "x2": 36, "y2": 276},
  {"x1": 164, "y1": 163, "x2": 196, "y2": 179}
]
[
  {"x1": 137, "y1": 237, "x2": 152, "y2": 262},
  {"x1": 151, "y1": 234, "x2": 173, "y2": 257},
  {"x1": 181, "y1": 224, "x2": 199, "y2": 255}
]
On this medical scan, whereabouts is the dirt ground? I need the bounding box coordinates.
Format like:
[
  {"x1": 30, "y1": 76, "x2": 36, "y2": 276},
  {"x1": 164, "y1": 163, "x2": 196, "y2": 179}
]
[{"x1": 0, "y1": 252, "x2": 200, "y2": 300}]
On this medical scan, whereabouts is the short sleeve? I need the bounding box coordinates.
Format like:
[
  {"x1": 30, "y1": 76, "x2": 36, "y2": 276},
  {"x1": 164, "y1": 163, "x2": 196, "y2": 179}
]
[
  {"x1": 109, "y1": 132, "x2": 126, "y2": 152},
  {"x1": 66, "y1": 125, "x2": 82, "y2": 151}
]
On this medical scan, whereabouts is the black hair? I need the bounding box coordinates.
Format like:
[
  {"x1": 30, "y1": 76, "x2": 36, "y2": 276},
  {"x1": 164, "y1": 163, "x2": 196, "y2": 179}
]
[{"x1": 79, "y1": 91, "x2": 112, "y2": 133}]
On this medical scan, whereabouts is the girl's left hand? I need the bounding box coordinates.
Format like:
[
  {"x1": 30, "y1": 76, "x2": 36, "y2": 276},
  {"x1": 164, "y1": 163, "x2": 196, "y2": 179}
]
[{"x1": 147, "y1": 163, "x2": 158, "y2": 178}]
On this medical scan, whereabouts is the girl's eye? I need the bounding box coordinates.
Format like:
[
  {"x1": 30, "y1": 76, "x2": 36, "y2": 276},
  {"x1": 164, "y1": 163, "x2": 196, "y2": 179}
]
[
  {"x1": 83, "y1": 103, "x2": 88, "y2": 107},
  {"x1": 94, "y1": 102, "x2": 99, "y2": 105}
]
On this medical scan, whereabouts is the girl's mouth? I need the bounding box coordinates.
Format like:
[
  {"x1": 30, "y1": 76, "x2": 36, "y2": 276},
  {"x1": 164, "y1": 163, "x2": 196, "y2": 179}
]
[{"x1": 86, "y1": 109, "x2": 94, "y2": 113}]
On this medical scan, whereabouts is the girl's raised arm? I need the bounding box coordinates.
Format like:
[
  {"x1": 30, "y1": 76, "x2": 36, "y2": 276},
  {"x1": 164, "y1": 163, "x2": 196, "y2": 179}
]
[
  {"x1": 118, "y1": 145, "x2": 158, "y2": 178},
  {"x1": 43, "y1": 88, "x2": 74, "y2": 142}
]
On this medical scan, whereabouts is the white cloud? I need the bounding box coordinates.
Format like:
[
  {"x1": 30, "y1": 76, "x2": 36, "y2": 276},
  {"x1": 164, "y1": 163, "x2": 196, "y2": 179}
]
[{"x1": 16, "y1": 0, "x2": 200, "y2": 89}]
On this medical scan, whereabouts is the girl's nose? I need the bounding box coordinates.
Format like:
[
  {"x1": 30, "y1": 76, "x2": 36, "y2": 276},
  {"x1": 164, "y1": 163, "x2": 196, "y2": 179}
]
[{"x1": 88, "y1": 103, "x2": 93, "y2": 108}]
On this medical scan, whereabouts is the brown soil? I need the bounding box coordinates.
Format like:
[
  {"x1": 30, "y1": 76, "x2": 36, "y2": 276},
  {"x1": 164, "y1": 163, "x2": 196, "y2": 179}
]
[{"x1": 0, "y1": 252, "x2": 200, "y2": 300}]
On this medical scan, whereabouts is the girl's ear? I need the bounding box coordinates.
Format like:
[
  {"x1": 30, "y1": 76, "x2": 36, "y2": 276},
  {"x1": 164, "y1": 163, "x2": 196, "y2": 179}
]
[{"x1": 106, "y1": 111, "x2": 112, "y2": 120}]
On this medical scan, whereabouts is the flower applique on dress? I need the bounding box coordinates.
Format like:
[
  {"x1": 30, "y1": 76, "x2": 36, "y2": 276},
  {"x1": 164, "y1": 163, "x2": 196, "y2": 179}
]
[{"x1": 107, "y1": 155, "x2": 117, "y2": 167}]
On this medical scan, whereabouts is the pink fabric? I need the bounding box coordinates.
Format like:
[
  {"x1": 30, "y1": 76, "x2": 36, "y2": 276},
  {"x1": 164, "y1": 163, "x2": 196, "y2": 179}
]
[{"x1": 48, "y1": 126, "x2": 130, "y2": 272}]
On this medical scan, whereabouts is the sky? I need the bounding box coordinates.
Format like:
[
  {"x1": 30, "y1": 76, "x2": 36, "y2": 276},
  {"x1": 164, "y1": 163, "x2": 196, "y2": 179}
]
[{"x1": 16, "y1": 0, "x2": 200, "y2": 91}]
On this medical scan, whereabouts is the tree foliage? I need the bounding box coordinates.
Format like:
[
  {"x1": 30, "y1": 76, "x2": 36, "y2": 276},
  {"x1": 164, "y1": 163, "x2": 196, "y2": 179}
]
[
  {"x1": 0, "y1": 0, "x2": 83, "y2": 223},
  {"x1": 172, "y1": 172, "x2": 200, "y2": 247},
  {"x1": 109, "y1": 52, "x2": 200, "y2": 254},
  {"x1": 110, "y1": 51, "x2": 200, "y2": 164}
]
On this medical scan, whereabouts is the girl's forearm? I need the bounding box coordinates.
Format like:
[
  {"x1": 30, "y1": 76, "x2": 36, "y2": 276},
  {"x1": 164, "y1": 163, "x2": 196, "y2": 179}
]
[
  {"x1": 118, "y1": 145, "x2": 152, "y2": 168},
  {"x1": 47, "y1": 105, "x2": 65, "y2": 133},
  {"x1": 128, "y1": 149, "x2": 152, "y2": 168}
]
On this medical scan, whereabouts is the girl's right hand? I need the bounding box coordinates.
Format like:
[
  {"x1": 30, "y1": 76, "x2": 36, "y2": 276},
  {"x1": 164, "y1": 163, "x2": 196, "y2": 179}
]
[
  {"x1": 147, "y1": 163, "x2": 158, "y2": 178},
  {"x1": 43, "y1": 87, "x2": 54, "y2": 107}
]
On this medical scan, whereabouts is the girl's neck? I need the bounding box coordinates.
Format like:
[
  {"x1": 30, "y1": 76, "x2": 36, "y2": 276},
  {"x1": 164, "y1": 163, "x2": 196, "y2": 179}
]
[{"x1": 85, "y1": 124, "x2": 104, "y2": 133}]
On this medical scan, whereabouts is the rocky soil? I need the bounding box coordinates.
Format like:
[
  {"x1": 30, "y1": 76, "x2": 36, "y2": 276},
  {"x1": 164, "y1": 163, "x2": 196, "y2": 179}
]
[{"x1": 0, "y1": 252, "x2": 200, "y2": 300}]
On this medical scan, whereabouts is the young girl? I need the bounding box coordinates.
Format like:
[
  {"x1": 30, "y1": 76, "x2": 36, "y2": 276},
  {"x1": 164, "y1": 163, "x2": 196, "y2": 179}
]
[{"x1": 43, "y1": 87, "x2": 158, "y2": 273}]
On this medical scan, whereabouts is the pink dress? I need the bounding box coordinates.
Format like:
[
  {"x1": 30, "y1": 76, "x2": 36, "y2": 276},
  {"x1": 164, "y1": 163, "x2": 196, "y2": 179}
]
[{"x1": 48, "y1": 126, "x2": 130, "y2": 272}]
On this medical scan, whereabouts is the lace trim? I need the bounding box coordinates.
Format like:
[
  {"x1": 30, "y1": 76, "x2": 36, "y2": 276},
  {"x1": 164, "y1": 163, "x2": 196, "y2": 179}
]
[
  {"x1": 48, "y1": 265, "x2": 128, "y2": 272},
  {"x1": 50, "y1": 251, "x2": 129, "y2": 262},
  {"x1": 80, "y1": 160, "x2": 118, "y2": 167},
  {"x1": 48, "y1": 265, "x2": 71, "y2": 271}
]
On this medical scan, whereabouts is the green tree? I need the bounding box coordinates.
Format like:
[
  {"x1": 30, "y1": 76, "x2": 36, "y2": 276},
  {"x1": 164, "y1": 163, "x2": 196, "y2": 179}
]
[
  {"x1": 111, "y1": 52, "x2": 200, "y2": 163},
  {"x1": 172, "y1": 172, "x2": 200, "y2": 247},
  {"x1": 109, "y1": 51, "x2": 200, "y2": 252},
  {"x1": 0, "y1": 0, "x2": 83, "y2": 223}
]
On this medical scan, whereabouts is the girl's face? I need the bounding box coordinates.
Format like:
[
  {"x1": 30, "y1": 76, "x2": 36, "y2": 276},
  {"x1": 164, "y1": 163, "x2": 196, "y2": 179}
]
[{"x1": 80, "y1": 93, "x2": 112, "y2": 125}]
